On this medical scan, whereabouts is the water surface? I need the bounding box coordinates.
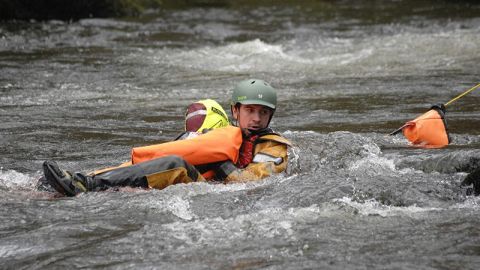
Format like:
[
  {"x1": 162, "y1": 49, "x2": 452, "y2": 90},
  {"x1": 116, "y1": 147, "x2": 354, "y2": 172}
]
[{"x1": 1, "y1": 1, "x2": 480, "y2": 269}]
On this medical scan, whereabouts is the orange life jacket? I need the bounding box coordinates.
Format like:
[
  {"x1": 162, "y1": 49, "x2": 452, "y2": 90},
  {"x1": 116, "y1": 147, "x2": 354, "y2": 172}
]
[
  {"x1": 131, "y1": 125, "x2": 243, "y2": 166},
  {"x1": 402, "y1": 105, "x2": 450, "y2": 147},
  {"x1": 92, "y1": 126, "x2": 242, "y2": 179}
]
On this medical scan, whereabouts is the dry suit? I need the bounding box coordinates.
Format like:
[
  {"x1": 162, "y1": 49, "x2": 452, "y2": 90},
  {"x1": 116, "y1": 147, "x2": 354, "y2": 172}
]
[{"x1": 60, "y1": 126, "x2": 290, "y2": 193}]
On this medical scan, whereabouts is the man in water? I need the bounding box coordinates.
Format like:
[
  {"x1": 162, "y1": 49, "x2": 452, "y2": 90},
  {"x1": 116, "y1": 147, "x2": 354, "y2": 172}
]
[{"x1": 42, "y1": 79, "x2": 290, "y2": 196}]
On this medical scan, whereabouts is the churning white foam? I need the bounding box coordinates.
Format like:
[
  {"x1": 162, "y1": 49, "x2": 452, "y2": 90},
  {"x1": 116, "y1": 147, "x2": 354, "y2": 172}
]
[
  {"x1": 333, "y1": 197, "x2": 441, "y2": 217},
  {"x1": 140, "y1": 22, "x2": 480, "y2": 78},
  {"x1": 0, "y1": 168, "x2": 37, "y2": 190},
  {"x1": 348, "y1": 143, "x2": 398, "y2": 175}
]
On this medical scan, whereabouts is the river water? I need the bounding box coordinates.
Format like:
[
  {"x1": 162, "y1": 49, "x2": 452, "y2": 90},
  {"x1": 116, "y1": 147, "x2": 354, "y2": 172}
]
[{"x1": 1, "y1": 1, "x2": 480, "y2": 269}]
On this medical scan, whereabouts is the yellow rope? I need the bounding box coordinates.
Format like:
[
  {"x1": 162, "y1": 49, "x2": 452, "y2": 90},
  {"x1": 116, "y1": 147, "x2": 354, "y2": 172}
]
[
  {"x1": 389, "y1": 82, "x2": 479, "y2": 136},
  {"x1": 445, "y1": 83, "x2": 480, "y2": 106}
]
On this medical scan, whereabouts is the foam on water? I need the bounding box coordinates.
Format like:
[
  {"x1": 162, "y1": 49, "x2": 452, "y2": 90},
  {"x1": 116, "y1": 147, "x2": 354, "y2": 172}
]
[
  {"x1": 158, "y1": 205, "x2": 326, "y2": 246},
  {"x1": 149, "y1": 39, "x2": 289, "y2": 73},
  {"x1": 154, "y1": 194, "x2": 468, "y2": 251},
  {"x1": 449, "y1": 196, "x2": 480, "y2": 210},
  {"x1": 333, "y1": 197, "x2": 442, "y2": 217},
  {"x1": 133, "y1": 22, "x2": 480, "y2": 80},
  {"x1": 158, "y1": 175, "x2": 280, "y2": 197},
  {"x1": 348, "y1": 143, "x2": 398, "y2": 175},
  {"x1": 149, "y1": 195, "x2": 196, "y2": 220},
  {"x1": 108, "y1": 174, "x2": 293, "y2": 221},
  {"x1": 0, "y1": 168, "x2": 37, "y2": 190}
]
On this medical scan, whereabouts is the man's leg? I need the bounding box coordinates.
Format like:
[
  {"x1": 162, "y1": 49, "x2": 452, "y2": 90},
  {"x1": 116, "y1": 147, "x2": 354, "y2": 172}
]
[
  {"x1": 93, "y1": 155, "x2": 205, "y2": 190},
  {"x1": 43, "y1": 155, "x2": 204, "y2": 196}
]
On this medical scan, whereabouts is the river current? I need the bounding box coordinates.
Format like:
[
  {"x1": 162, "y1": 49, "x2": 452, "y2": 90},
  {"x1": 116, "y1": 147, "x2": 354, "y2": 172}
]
[{"x1": 1, "y1": 2, "x2": 480, "y2": 269}]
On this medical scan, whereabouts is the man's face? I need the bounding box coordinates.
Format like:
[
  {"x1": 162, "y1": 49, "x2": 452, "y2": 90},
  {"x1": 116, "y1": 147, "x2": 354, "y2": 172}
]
[{"x1": 232, "y1": 104, "x2": 273, "y2": 135}]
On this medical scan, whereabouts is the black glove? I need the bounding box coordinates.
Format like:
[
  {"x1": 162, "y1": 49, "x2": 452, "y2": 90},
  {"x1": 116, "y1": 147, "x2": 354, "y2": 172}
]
[
  {"x1": 214, "y1": 160, "x2": 238, "y2": 181},
  {"x1": 461, "y1": 167, "x2": 480, "y2": 196}
]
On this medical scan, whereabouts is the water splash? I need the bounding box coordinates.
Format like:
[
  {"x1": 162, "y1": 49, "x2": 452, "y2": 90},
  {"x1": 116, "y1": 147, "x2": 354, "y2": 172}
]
[
  {"x1": 333, "y1": 196, "x2": 442, "y2": 217},
  {"x1": 0, "y1": 168, "x2": 37, "y2": 190}
]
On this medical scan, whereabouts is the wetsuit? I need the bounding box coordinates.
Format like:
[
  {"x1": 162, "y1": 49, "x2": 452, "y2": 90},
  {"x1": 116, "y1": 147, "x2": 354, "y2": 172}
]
[
  {"x1": 85, "y1": 127, "x2": 290, "y2": 190},
  {"x1": 214, "y1": 128, "x2": 290, "y2": 183},
  {"x1": 41, "y1": 126, "x2": 290, "y2": 194}
]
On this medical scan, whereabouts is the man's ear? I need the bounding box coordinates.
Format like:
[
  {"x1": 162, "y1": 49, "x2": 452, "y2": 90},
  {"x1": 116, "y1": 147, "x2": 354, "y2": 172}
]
[{"x1": 231, "y1": 105, "x2": 239, "y2": 120}]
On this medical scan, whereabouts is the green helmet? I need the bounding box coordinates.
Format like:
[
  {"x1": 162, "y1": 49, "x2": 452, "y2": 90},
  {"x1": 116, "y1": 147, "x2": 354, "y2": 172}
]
[{"x1": 231, "y1": 79, "x2": 277, "y2": 109}]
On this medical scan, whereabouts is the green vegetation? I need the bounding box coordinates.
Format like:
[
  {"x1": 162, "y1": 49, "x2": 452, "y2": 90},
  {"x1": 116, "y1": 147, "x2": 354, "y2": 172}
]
[
  {"x1": 0, "y1": 0, "x2": 164, "y2": 21},
  {"x1": 0, "y1": 0, "x2": 265, "y2": 21},
  {"x1": 1, "y1": 0, "x2": 479, "y2": 21},
  {"x1": 0, "y1": 0, "x2": 347, "y2": 21}
]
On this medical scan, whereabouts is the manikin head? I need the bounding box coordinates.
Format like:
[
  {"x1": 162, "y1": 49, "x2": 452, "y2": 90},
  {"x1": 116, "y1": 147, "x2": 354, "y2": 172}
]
[{"x1": 185, "y1": 99, "x2": 229, "y2": 133}]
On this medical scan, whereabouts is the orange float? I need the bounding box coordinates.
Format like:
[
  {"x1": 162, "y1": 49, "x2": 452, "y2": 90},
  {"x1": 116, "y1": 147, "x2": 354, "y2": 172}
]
[{"x1": 401, "y1": 104, "x2": 450, "y2": 146}]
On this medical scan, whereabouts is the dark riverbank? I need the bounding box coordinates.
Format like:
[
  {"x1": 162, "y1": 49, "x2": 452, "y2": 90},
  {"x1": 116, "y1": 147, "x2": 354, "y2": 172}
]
[
  {"x1": 2, "y1": 0, "x2": 480, "y2": 21},
  {"x1": 0, "y1": 0, "x2": 165, "y2": 20}
]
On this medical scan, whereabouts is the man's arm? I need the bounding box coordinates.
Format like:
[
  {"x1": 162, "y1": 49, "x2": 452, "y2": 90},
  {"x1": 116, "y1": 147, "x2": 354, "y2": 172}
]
[{"x1": 215, "y1": 139, "x2": 289, "y2": 183}]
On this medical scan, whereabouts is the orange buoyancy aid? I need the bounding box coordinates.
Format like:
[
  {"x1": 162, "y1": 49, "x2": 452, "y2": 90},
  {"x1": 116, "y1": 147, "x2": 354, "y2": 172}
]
[
  {"x1": 131, "y1": 125, "x2": 243, "y2": 166},
  {"x1": 402, "y1": 105, "x2": 450, "y2": 147}
]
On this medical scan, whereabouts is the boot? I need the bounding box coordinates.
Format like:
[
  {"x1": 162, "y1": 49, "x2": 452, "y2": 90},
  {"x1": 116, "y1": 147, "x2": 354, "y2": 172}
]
[{"x1": 43, "y1": 160, "x2": 91, "y2": 196}]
